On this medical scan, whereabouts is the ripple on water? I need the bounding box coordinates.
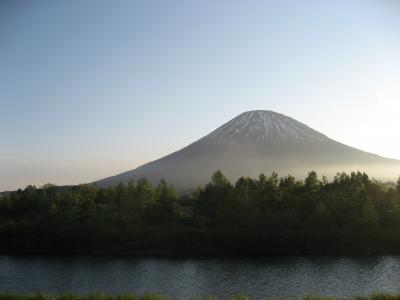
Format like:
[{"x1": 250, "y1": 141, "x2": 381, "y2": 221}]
[{"x1": 1, "y1": 256, "x2": 400, "y2": 299}]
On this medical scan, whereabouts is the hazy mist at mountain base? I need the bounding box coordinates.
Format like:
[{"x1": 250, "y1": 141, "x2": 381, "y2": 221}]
[{"x1": 96, "y1": 111, "x2": 400, "y2": 189}]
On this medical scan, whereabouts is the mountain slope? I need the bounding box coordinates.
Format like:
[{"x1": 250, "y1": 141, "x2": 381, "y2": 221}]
[{"x1": 95, "y1": 110, "x2": 400, "y2": 189}]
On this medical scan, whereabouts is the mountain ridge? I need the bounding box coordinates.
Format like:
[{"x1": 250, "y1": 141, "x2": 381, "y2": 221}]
[{"x1": 95, "y1": 110, "x2": 400, "y2": 189}]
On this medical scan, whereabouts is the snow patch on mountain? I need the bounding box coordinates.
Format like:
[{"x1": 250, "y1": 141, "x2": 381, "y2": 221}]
[{"x1": 201, "y1": 110, "x2": 330, "y2": 145}]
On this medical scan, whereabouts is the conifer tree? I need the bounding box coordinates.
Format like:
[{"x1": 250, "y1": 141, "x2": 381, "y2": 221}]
[{"x1": 397, "y1": 176, "x2": 400, "y2": 194}]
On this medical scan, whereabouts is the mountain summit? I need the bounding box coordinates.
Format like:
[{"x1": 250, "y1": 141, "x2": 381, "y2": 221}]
[
  {"x1": 201, "y1": 110, "x2": 329, "y2": 145},
  {"x1": 96, "y1": 110, "x2": 400, "y2": 189}
]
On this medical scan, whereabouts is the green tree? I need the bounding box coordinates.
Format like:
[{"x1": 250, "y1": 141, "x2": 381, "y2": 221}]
[
  {"x1": 361, "y1": 200, "x2": 379, "y2": 229},
  {"x1": 146, "y1": 180, "x2": 180, "y2": 225},
  {"x1": 194, "y1": 171, "x2": 232, "y2": 225},
  {"x1": 305, "y1": 171, "x2": 320, "y2": 191},
  {"x1": 267, "y1": 172, "x2": 279, "y2": 191},
  {"x1": 211, "y1": 170, "x2": 230, "y2": 187},
  {"x1": 397, "y1": 176, "x2": 400, "y2": 194}
]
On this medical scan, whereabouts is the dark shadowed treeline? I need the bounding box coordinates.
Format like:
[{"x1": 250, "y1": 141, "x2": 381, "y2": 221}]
[{"x1": 1, "y1": 171, "x2": 400, "y2": 255}]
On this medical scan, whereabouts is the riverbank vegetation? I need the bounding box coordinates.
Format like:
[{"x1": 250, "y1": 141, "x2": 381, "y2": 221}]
[
  {"x1": 2, "y1": 293, "x2": 400, "y2": 300},
  {"x1": 1, "y1": 171, "x2": 400, "y2": 255}
]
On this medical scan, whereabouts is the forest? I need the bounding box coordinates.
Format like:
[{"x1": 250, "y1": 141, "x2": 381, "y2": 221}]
[{"x1": 1, "y1": 171, "x2": 400, "y2": 255}]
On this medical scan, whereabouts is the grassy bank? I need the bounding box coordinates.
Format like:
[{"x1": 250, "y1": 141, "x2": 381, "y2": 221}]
[{"x1": 2, "y1": 294, "x2": 400, "y2": 300}]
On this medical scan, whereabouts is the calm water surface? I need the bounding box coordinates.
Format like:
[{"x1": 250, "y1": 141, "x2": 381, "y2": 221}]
[{"x1": 1, "y1": 255, "x2": 400, "y2": 299}]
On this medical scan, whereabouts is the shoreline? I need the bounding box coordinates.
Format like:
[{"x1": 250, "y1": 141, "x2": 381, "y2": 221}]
[{"x1": 1, "y1": 293, "x2": 400, "y2": 300}]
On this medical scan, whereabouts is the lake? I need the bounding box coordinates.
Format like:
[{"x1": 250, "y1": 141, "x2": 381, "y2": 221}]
[{"x1": 1, "y1": 255, "x2": 400, "y2": 299}]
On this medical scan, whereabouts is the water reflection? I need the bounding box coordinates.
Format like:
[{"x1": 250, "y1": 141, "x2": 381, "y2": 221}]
[{"x1": 1, "y1": 256, "x2": 400, "y2": 299}]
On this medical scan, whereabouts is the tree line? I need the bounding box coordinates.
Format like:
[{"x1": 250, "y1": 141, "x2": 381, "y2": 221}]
[{"x1": 1, "y1": 171, "x2": 400, "y2": 255}]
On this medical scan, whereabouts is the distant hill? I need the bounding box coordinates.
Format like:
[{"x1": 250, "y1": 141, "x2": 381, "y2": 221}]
[{"x1": 95, "y1": 110, "x2": 400, "y2": 189}]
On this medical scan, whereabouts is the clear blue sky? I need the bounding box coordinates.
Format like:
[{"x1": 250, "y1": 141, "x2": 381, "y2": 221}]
[{"x1": 1, "y1": 0, "x2": 400, "y2": 191}]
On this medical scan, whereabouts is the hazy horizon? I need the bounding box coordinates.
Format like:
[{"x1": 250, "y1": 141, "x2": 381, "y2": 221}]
[{"x1": 1, "y1": 0, "x2": 400, "y2": 191}]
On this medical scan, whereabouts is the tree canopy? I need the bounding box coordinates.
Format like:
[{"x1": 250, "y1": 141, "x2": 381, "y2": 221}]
[{"x1": 1, "y1": 171, "x2": 400, "y2": 255}]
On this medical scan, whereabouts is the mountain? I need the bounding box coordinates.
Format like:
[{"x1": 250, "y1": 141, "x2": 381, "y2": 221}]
[{"x1": 95, "y1": 110, "x2": 400, "y2": 189}]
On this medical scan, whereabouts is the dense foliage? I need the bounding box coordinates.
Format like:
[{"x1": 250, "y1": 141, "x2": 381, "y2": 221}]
[{"x1": 1, "y1": 171, "x2": 400, "y2": 255}]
